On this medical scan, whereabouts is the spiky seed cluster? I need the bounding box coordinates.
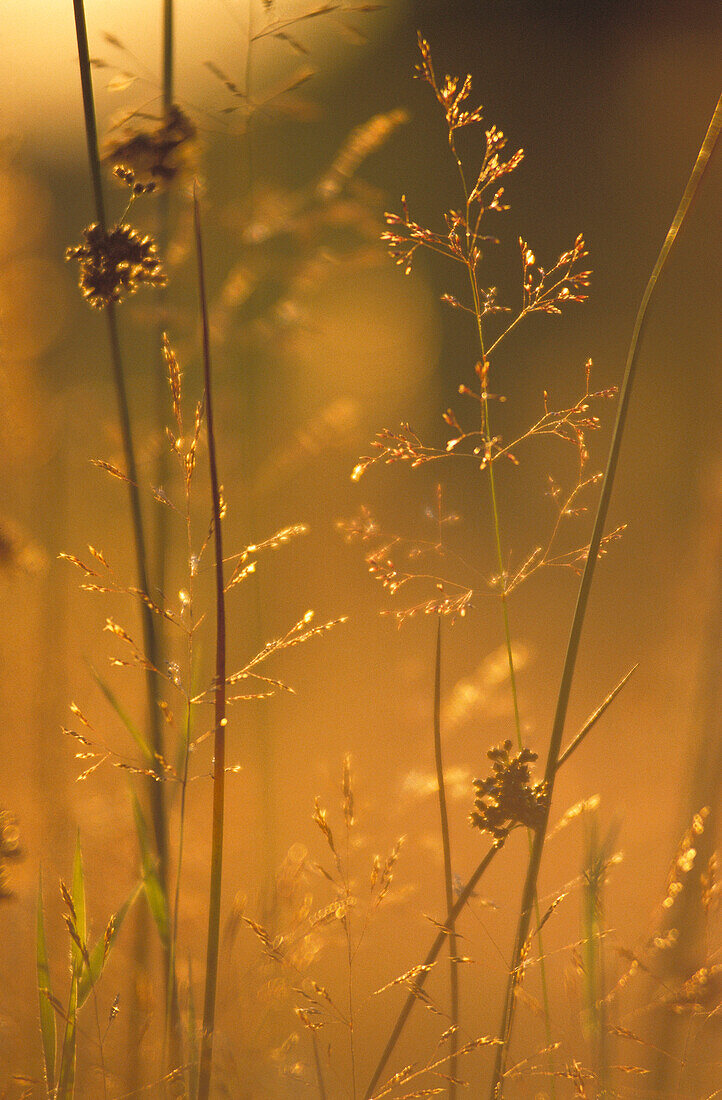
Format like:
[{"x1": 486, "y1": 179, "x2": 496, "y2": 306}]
[
  {"x1": 470, "y1": 741, "x2": 547, "y2": 840},
  {"x1": 66, "y1": 222, "x2": 167, "y2": 309}
]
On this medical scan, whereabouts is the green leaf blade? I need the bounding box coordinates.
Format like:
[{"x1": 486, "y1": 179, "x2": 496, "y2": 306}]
[
  {"x1": 77, "y1": 881, "x2": 142, "y2": 1008},
  {"x1": 36, "y1": 869, "x2": 56, "y2": 1095},
  {"x1": 90, "y1": 665, "x2": 153, "y2": 763},
  {"x1": 132, "y1": 791, "x2": 170, "y2": 949}
]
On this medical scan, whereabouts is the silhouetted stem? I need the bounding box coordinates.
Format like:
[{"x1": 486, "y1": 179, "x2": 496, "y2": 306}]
[
  {"x1": 153, "y1": 0, "x2": 174, "y2": 638},
  {"x1": 195, "y1": 187, "x2": 228, "y2": 1100},
  {"x1": 433, "y1": 619, "x2": 458, "y2": 1098},
  {"x1": 71, "y1": 0, "x2": 168, "y2": 883},
  {"x1": 162, "y1": 0, "x2": 173, "y2": 113},
  {"x1": 489, "y1": 92, "x2": 722, "y2": 1099}
]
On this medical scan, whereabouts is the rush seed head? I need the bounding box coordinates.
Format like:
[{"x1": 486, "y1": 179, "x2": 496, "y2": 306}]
[{"x1": 65, "y1": 221, "x2": 167, "y2": 309}]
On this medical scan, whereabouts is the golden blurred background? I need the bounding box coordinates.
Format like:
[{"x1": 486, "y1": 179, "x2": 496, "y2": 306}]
[{"x1": 1, "y1": 0, "x2": 721, "y2": 1094}]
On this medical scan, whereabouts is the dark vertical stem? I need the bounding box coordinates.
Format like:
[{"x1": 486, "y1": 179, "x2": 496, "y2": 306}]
[
  {"x1": 162, "y1": 0, "x2": 173, "y2": 114},
  {"x1": 432, "y1": 619, "x2": 458, "y2": 1097},
  {"x1": 71, "y1": 0, "x2": 167, "y2": 884},
  {"x1": 194, "y1": 187, "x2": 228, "y2": 1100},
  {"x1": 489, "y1": 93, "x2": 722, "y2": 1098},
  {"x1": 153, "y1": 0, "x2": 174, "y2": 626}
]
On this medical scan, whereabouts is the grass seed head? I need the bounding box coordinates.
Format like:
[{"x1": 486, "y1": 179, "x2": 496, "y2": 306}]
[
  {"x1": 470, "y1": 741, "x2": 548, "y2": 840},
  {"x1": 66, "y1": 222, "x2": 167, "y2": 309}
]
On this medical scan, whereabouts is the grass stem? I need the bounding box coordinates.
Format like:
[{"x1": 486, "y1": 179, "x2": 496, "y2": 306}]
[
  {"x1": 433, "y1": 618, "x2": 459, "y2": 1098},
  {"x1": 194, "y1": 185, "x2": 228, "y2": 1100}
]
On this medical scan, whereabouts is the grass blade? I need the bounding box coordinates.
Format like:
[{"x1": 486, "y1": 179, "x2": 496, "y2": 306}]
[
  {"x1": 557, "y1": 664, "x2": 638, "y2": 769},
  {"x1": 70, "y1": 834, "x2": 87, "y2": 975},
  {"x1": 36, "y1": 869, "x2": 56, "y2": 1095},
  {"x1": 89, "y1": 665, "x2": 153, "y2": 764},
  {"x1": 57, "y1": 835, "x2": 85, "y2": 1100},
  {"x1": 195, "y1": 184, "x2": 228, "y2": 1100},
  {"x1": 432, "y1": 619, "x2": 458, "y2": 1098},
  {"x1": 132, "y1": 791, "x2": 170, "y2": 950},
  {"x1": 77, "y1": 881, "x2": 142, "y2": 1008}
]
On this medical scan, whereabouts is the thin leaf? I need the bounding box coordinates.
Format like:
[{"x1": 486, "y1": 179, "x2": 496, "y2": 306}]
[
  {"x1": 57, "y1": 835, "x2": 84, "y2": 1100},
  {"x1": 37, "y1": 869, "x2": 56, "y2": 1094},
  {"x1": 70, "y1": 834, "x2": 87, "y2": 973},
  {"x1": 90, "y1": 665, "x2": 153, "y2": 763},
  {"x1": 557, "y1": 665, "x2": 638, "y2": 768},
  {"x1": 132, "y1": 792, "x2": 170, "y2": 949},
  {"x1": 77, "y1": 881, "x2": 142, "y2": 1007}
]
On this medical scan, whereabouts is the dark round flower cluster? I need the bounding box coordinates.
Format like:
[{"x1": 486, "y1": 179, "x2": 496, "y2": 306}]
[
  {"x1": 103, "y1": 104, "x2": 198, "y2": 188},
  {"x1": 65, "y1": 222, "x2": 167, "y2": 309},
  {"x1": 470, "y1": 741, "x2": 548, "y2": 840}
]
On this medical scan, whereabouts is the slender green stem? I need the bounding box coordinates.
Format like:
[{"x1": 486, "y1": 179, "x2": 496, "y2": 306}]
[
  {"x1": 195, "y1": 186, "x2": 228, "y2": 1100},
  {"x1": 433, "y1": 619, "x2": 459, "y2": 1098},
  {"x1": 156, "y1": 8, "x2": 184, "y2": 1083},
  {"x1": 71, "y1": 0, "x2": 168, "y2": 884},
  {"x1": 489, "y1": 92, "x2": 722, "y2": 1100}
]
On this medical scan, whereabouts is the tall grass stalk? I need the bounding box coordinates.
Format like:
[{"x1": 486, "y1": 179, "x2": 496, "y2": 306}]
[
  {"x1": 194, "y1": 186, "x2": 228, "y2": 1100},
  {"x1": 432, "y1": 619, "x2": 459, "y2": 1097},
  {"x1": 490, "y1": 91, "x2": 722, "y2": 1098},
  {"x1": 71, "y1": 0, "x2": 168, "y2": 885},
  {"x1": 153, "y1": 0, "x2": 175, "y2": 612}
]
